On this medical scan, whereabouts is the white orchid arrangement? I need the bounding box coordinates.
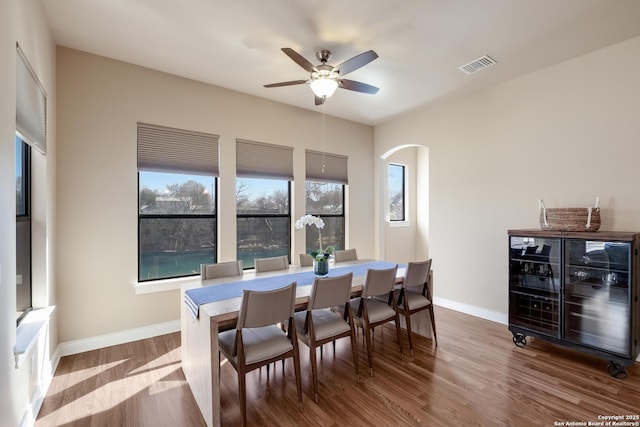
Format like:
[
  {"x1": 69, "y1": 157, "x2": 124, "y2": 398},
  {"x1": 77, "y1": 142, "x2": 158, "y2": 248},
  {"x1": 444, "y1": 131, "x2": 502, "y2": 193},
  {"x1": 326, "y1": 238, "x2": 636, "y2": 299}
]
[{"x1": 294, "y1": 214, "x2": 335, "y2": 261}]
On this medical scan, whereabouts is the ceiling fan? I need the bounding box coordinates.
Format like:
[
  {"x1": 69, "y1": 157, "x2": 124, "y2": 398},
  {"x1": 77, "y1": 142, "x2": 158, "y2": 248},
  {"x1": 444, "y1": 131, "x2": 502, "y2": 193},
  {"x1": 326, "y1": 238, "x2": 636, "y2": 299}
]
[{"x1": 264, "y1": 48, "x2": 379, "y2": 105}]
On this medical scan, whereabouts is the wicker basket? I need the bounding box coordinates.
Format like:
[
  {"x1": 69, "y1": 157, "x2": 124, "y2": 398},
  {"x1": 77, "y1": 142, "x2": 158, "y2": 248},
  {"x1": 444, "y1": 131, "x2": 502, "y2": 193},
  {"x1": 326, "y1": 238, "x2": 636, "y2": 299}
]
[{"x1": 539, "y1": 199, "x2": 601, "y2": 232}]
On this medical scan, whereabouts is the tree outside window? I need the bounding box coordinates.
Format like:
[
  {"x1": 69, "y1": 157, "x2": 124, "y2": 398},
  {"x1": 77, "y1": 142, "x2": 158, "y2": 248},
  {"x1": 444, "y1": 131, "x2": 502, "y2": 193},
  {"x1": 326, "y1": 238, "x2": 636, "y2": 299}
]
[
  {"x1": 236, "y1": 177, "x2": 290, "y2": 269},
  {"x1": 138, "y1": 171, "x2": 216, "y2": 281},
  {"x1": 305, "y1": 181, "x2": 345, "y2": 252},
  {"x1": 389, "y1": 164, "x2": 405, "y2": 222}
]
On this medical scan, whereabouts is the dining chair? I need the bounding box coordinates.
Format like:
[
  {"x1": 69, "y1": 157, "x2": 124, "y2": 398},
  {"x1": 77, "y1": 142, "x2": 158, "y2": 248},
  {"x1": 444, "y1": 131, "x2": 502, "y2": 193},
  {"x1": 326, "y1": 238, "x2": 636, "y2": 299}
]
[
  {"x1": 334, "y1": 248, "x2": 358, "y2": 263},
  {"x1": 254, "y1": 255, "x2": 289, "y2": 272},
  {"x1": 200, "y1": 260, "x2": 243, "y2": 280},
  {"x1": 345, "y1": 265, "x2": 402, "y2": 376},
  {"x1": 395, "y1": 259, "x2": 437, "y2": 355},
  {"x1": 218, "y1": 282, "x2": 303, "y2": 426},
  {"x1": 293, "y1": 273, "x2": 359, "y2": 403},
  {"x1": 253, "y1": 255, "x2": 291, "y2": 374},
  {"x1": 299, "y1": 253, "x2": 314, "y2": 267}
]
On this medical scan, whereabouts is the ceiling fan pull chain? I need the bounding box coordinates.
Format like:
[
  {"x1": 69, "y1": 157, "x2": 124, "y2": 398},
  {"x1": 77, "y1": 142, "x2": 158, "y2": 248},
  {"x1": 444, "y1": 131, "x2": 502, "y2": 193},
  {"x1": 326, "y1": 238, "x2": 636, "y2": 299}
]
[{"x1": 321, "y1": 103, "x2": 326, "y2": 174}]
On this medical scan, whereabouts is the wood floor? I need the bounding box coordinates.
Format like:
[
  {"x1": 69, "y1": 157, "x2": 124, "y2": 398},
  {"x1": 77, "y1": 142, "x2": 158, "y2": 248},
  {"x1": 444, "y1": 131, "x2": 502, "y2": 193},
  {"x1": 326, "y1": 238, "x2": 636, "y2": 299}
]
[{"x1": 36, "y1": 306, "x2": 640, "y2": 426}]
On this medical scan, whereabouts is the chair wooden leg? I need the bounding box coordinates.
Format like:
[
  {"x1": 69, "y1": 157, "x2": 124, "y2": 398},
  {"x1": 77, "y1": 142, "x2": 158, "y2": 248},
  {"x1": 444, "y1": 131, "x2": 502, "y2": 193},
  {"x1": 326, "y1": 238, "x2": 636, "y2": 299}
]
[
  {"x1": 310, "y1": 345, "x2": 319, "y2": 403},
  {"x1": 404, "y1": 308, "x2": 414, "y2": 356},
  {"x1": 238, "y1": 370, "x2": 247, "y2": 427},
  {"x1": 320, "y1": 345, "x2": 323, "y2": 360},
  {"x1": 428, "y1": 305, "x2": 438, "y2": 347},
  {"x1": 292, "y1": 349, "x2": 304, "y2": 411},
  {"x1": 279, "y1": 322, "x2": 288, "y2": 369},
  {"x1": 363, "y1": 324, "x2": 374, "y2": 376},
  {"x1": 349, "y1": 327, "x2": 360, "y2": 382},
  {"x1": 394, "y1": 314, "x2": 404, "y2": 361}
]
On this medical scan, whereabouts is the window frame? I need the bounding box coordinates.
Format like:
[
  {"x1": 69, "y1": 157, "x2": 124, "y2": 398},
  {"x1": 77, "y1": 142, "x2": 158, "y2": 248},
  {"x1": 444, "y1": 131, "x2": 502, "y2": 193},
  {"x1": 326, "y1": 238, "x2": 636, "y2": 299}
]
[
  {"x1": 137, "y1": 172, "x2": 218, "y2": 282},
  {"x1": 388, "y1": 163, "x2": 406, "y2": 222},
  {"x1": 304, "y1": 180, "x2": 346, "y2": 253},
  {"x1": 16, "y1": 136, "x2": 32, "y2": 326},
  {"x1": 236, "y1": 178, "x2": 292, "y2": 270}
]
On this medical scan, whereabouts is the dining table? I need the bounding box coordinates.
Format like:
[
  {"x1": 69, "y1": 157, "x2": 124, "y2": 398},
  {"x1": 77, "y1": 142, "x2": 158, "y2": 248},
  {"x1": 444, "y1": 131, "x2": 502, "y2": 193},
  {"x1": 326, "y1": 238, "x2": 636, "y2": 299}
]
[{"x1": 180, "y1": 259, "x2": 434, "y2": 427}]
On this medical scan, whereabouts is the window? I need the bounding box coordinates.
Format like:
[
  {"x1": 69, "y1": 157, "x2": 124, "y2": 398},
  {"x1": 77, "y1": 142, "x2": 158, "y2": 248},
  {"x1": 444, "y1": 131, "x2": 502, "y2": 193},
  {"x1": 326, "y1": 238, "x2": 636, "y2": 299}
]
[
  {"x1": 305, "y1": 181, "x2": 345, "y2": 252},
  {"x1": 304, "y1": 150, "x2": 348, "y2": 252},
  {"x1": 236, "y1": 139, "x2": 294, "y2": 270},
  {"x1": 137, "y1": 123, "x2": 219, "y2": 281},
  {"x1": 139, "y1": 172, "x2": 216, "y2": 281},
  {"x1": 15, "y1": 44, "x2": 45, "y2": 325},
  {"x1": 236, "y1": 178, "x2": 290, "y2": 270},
  {"x1": 389, "y1": 163, "x2": 406, "y2": 221},
  {"x1": 16, "y1": 136, "x2": 32, "y2": 325}
]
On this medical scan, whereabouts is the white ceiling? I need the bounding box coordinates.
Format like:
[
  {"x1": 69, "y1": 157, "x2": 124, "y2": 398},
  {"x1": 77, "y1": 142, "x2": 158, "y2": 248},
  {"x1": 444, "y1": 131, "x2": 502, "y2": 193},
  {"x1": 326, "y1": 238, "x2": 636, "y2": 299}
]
[{"x1": 42, "y1": 0, "x2": 640, "y2": 126}]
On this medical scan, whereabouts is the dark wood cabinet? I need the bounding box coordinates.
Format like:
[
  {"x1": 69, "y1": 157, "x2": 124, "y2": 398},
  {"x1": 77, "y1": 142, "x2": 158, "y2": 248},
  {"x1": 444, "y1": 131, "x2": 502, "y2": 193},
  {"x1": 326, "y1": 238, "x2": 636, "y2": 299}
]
[{"x1": 508, "y1": 229, "x2": 640, "y2": 378}]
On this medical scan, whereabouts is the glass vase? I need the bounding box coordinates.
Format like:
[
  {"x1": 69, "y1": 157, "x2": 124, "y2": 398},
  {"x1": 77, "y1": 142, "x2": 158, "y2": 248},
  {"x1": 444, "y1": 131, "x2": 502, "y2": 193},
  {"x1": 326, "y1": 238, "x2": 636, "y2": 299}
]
[{"x1": 313, "y1": 259, "x2": 329, "y2": 277}]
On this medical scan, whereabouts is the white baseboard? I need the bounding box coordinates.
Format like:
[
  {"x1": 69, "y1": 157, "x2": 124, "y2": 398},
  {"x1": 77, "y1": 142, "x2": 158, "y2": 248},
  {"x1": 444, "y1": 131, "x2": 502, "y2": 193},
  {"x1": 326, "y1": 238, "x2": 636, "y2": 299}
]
[
  {"x1": 50, "y1": 303, "x2": 502, "y2": 360},
  {"x1": 55, "y1": 320, "x2": 181, "y2": 357},
  {"x1": 49, "y1": 302, "x2": 503, "y2": 360},
  {"x1": 434, "y1": 296, "x2": 508, "y2": 325}
]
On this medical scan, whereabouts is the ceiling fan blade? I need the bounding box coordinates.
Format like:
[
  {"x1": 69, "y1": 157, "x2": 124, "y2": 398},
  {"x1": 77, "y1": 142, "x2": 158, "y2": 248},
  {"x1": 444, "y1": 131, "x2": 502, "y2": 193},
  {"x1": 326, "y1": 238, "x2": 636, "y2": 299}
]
[
  {"x1": 264, "y1": 80, "x2": 308, "y2": 88},
  {"x1": 315, "y1": 95, "x2": 326, "y2": 106},
  {"x1": 333, "y1": 50, "x2": 378, "y2": 76},
  {"x1": 281, "y1": 48, "x2": 316, "y2": 72},
  {"x1": 339, "y1": 79, "x2": 379, "y2": 94}
]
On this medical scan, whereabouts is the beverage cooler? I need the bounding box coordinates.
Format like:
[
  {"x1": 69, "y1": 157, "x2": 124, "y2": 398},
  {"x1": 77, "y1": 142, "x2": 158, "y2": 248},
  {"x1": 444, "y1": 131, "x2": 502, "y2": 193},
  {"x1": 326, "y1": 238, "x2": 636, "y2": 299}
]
[{"x1": 508, "y1": 230, "x2": 640, "y2": 378}]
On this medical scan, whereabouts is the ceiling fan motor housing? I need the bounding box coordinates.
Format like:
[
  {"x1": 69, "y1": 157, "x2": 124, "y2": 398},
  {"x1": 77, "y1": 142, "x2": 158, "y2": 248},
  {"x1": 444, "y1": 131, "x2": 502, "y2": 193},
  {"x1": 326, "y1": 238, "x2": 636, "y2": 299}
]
[{"x1": 316, "y1": 49, "x2": 332, "y2": 63}]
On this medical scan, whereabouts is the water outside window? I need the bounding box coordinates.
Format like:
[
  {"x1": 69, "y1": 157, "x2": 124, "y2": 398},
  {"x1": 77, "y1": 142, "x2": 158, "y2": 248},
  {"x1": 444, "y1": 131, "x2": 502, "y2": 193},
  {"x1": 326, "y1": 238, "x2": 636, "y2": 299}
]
[
  {"x1": 138, "y1": 171, "x2": 216, "y2": 281},
  {"x1": 236, "y1": 177, "x2": 290, "y2": 269}
]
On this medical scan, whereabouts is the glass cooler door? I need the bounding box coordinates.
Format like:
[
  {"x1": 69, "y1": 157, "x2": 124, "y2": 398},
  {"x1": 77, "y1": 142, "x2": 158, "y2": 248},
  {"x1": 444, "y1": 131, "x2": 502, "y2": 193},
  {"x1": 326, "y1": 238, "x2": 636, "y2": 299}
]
[
  {"x1": 509, "y1": 236, "x2": 561, "y2": 337},
  {"x1": 563, "y1": 240, "x2": 631, "y2": 357}
]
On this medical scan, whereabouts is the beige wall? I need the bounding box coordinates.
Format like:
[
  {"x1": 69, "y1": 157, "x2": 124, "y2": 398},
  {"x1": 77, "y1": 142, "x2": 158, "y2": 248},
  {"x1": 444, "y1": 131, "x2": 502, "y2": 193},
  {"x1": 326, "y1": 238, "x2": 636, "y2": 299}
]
[
  {"x1": 375, "y1": 35, "x2": 640, "y2": 316},
  {"x1": 1, "y1": 0, "x2": 57, "y2": 425},
  {"x1": 381, "y1": 147, "x2": 418, "y2": 263},
  {"x1": 56, "y1": 47, "x2": 374, "y2": 343}
]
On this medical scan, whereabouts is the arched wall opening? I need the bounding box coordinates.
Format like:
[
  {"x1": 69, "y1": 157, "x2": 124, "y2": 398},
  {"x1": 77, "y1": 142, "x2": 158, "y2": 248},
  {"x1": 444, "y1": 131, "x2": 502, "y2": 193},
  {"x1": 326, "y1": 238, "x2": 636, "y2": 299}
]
[{"x1": 376, "y1": 143, "x2": 429, "y2": 263}]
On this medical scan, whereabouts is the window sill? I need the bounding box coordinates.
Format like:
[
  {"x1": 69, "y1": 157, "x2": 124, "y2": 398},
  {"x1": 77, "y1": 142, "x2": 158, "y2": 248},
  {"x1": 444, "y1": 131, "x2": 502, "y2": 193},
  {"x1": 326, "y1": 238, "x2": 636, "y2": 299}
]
[
  {"x1": 134, "y1": 275, "x2": 201, "y2": 295},
  {"x1": 388, "y1": 220, "x2": 410, "y2": 228},
  {"x1": 14, "y1": 306, "x2": 55, "y2": 369}
]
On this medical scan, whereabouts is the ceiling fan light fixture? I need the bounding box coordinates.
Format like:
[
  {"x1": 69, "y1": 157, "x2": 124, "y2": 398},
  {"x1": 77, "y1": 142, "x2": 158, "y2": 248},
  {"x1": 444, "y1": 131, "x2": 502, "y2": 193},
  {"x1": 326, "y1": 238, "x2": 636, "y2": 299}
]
[
  {"x1": 310, "y1": 77, "x2": 338, "y2": 98},
  {"x1": 265, "y1": 48, "x2": 379, "y2": 104}
]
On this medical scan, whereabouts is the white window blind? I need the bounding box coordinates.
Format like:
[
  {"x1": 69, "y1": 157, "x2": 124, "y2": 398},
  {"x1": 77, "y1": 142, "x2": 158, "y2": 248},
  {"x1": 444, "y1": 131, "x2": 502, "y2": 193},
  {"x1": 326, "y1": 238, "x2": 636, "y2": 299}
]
[
  {"x1": 137, "y1": 122, "x2": 219, "y2": 176},
  {"x1": 305, "y1": 150, "x2": 348, "y2": 184},
  {"x1": 16, "y1": 44, "x2": 47, "y2": 154},
  {"x1": 236, "y1": 139, "x2": 294, "y2": 180}
]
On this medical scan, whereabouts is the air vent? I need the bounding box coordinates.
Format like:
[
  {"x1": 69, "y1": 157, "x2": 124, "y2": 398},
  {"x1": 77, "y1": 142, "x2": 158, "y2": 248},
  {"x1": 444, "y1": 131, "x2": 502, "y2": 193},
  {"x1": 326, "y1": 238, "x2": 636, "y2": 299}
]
[{"x1": 458, "y1": 55, "x2": 497, "y2": 75}]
